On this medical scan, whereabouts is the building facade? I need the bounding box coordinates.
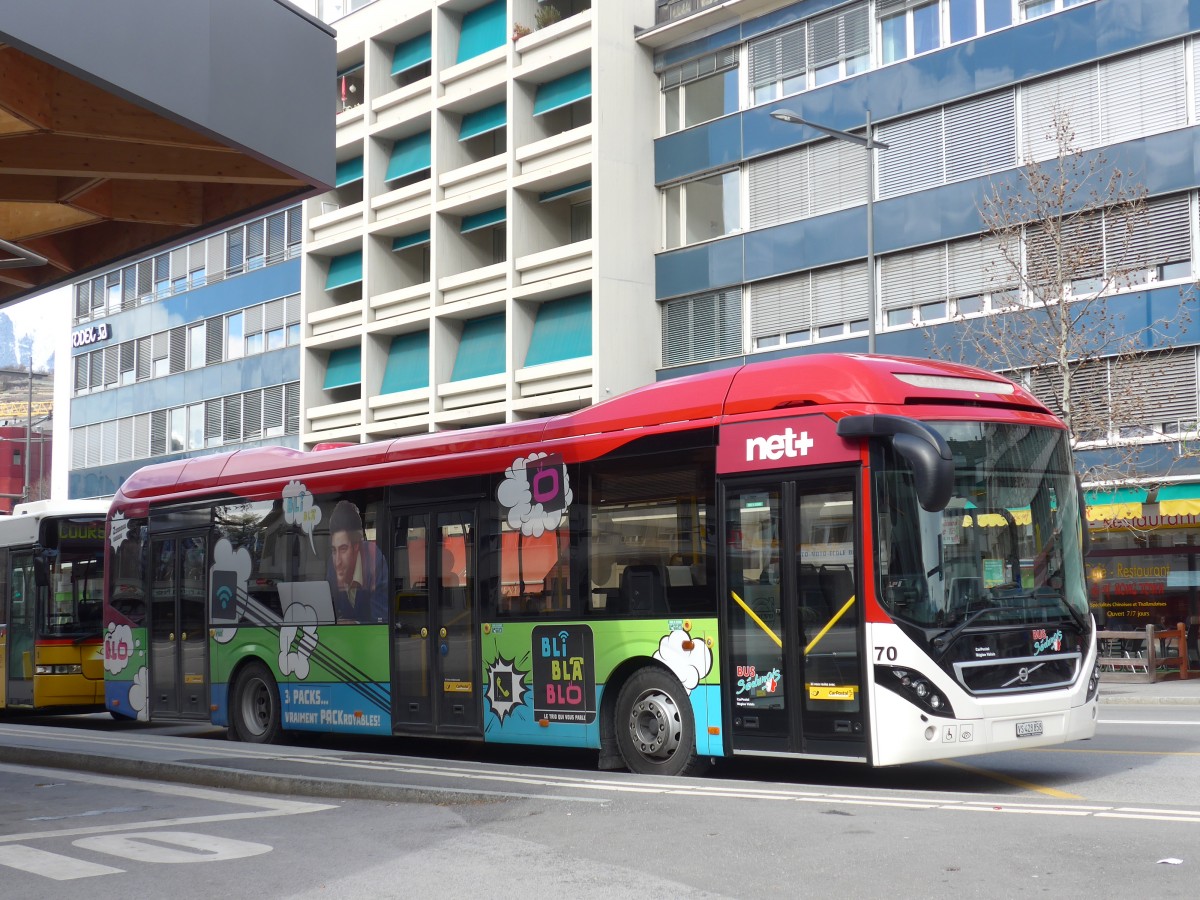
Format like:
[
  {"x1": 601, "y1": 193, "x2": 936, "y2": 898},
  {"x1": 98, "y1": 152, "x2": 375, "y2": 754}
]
[
  {"x1": 65, "y1": 208, "x2": 305, "y2": 500},
  {"x1": 301, "y1": 0, "x2": 657, "y2": 444},
  {"x1": 646, "y1": 0, "x2": 1200, "y2": 650},
  {"x1": 294, "y1": 0, "x2": 1200, "y2": 651}
]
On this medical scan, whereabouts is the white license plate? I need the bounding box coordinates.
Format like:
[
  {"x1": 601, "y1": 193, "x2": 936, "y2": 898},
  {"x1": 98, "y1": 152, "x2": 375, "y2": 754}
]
[{"x1": 1016, "y1": 719, "x2": 1043, "y2": 738}]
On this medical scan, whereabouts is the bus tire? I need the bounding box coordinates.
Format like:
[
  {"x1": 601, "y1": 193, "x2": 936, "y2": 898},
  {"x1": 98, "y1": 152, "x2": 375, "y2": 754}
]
[
  {"x1": 230, "y1": 661, "x2": 282, "y2": 744},
  {"x1": 614, "y1": 667, "x2": 703, "y2": 777}
]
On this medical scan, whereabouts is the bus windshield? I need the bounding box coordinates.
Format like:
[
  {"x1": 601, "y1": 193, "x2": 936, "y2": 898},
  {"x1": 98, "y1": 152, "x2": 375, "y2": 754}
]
[
  {"x1": 874, "y1": 421, "x2": 1090, "y2": 635},
  {"x1": 39, "y1": 545, "x2": 106, "y2": 638}
]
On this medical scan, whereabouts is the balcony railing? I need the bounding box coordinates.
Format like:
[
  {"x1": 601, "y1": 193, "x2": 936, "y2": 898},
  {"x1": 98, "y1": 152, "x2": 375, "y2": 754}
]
[{"x1": 655, "y1": 0, "x2": 723, "y2": 25}]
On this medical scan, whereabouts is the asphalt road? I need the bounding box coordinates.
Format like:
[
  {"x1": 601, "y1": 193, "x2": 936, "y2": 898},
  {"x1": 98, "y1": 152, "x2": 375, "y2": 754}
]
[{"x1": 1, "y1": 707, "x2": 1199, "y2": 898}]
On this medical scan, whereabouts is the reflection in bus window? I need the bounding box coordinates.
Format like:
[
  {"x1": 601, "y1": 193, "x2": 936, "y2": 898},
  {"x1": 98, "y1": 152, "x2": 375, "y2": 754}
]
[{"x1": 587, "y1": 449, "x2": 716, "y2": 617}]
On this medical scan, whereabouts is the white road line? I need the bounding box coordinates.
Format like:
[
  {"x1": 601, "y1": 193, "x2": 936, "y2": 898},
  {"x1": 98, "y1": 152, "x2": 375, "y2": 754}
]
[
  {"x1": 0, "y1": 763, "x2": 335, "y2": 845},
  {"x1": 1099, "y1": 719, "x2": 1200, "y2": 726},
  {"x1": 0, "y1": 845, "x2": 122, "y2": 880}
]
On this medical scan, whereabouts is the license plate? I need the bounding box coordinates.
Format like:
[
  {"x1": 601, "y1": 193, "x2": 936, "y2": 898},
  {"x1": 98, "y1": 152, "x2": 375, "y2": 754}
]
[{"x1": 1016, "y1": 719, "x2": 1043, "y2": 738}]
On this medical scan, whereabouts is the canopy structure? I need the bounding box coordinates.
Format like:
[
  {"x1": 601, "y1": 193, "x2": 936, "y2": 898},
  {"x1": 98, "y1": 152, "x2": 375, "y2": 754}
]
[{"x1": 0, "y1": 0, "x2": 335, "y2": 307}]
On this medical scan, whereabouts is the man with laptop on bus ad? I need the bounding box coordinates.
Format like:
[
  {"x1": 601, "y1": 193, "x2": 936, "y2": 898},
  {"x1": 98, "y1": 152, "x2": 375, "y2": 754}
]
[{"x1": 327, "y1": 500, "x2": 388, "y2": 625}]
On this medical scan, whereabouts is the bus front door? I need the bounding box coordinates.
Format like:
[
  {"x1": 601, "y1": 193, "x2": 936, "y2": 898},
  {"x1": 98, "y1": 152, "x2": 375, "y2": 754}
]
[
  {"x1": 4, "y1": 551, "x2": 37, "y2": 708},
  {"x1": 149, "y1": 533, "x2": 208, "y2": 719},
  {"x1": 391, "y1": 508, "x2": 480, "y2": 736},
  {"x1": 724, "y1": 474, "x2": 867, "y2": 760}
]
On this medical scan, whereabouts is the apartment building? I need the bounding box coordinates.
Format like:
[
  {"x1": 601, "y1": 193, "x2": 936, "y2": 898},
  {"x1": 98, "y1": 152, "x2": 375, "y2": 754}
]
[
  {"x1": 645, "y1": 0, "x2": 1200, "y2": 646},
  {"x1": 65, "y1": 208, "x2": 304, "y2": 499},
  {"x1": 301, "y1": 0, "x2": 657, "y2": 443}
]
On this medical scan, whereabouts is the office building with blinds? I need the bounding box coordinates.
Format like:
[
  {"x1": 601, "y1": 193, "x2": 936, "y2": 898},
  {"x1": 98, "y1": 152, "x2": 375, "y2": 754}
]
[
  {"x1": 66, "y1": 207, "x2": 304, "y2": 499},
  {"x1": 301, "y1": 0, "x2": 656, "y2": 442},
  {"x1": 647, "y1": 0, "x2": 1200, "y2": 655}
]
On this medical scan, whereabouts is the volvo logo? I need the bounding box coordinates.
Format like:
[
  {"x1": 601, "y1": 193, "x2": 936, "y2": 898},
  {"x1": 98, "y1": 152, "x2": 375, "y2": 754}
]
[{"x1": 1002, "y1": 662, "x2": 1045, "y2": 688}]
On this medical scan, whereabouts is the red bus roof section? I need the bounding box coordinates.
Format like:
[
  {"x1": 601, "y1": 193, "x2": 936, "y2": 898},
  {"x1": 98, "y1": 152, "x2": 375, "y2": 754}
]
[{"x1": 114, "y1": 354, "x2": 1047, "y2": 505}]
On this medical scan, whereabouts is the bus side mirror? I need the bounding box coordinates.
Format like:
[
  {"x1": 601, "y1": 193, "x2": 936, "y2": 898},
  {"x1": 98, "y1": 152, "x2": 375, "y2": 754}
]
[
  {"x1": 837, "y1": 414, "x2": 954, "y2": 513},
  {"x1": 1076, "y1": 475, "x2": 1091, "y2": 556},
  {"x1": 33, "y1": 556, "x2": 49, "y2": 587}
]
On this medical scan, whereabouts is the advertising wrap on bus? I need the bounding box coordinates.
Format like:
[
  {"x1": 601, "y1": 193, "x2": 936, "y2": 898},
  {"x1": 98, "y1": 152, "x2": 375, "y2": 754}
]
[{"x1": 102, "y1": 355, "x2": 1099, "y2": 774}]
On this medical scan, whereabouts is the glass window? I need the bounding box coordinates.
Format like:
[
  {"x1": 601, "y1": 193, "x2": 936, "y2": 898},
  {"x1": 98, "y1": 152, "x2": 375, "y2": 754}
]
[
  {"x1": 663, "y1": 170, "x2": 741, "y2": 249},
  {"x1": 169, "y1": 407, "x2": 186, "y2": 453},
  {"x1": 1023, "y1": 0, "x2": 1055, "y2": 18},
  {"x1": 756, "y1": 335, "x2": 781, "y2": 349},
  {"x1": 949, "y1": 0, "x2": 978, "y2": 41},
  {"x1": 226, "y1": 313, "x2": 244, "y2": 360},
  {"x1": 246, "y1": 332, "x2": 264, "y2": 356},
  {"x1": 287, "y1": 323, "x2": 301, "y2": 346},
  {"x1": 985, "y1": 0, "x2": 1012, "y2": 29},
  {"x1": 818, "y1": 323, "x2": 845, "y2": 339},
  {"x1": 887, "y1": 307, "x2": 913, "y2": 327},
  {"x1": 267, "y1": 328, "x2": 285, "y2": 352},
  {"x1": 785, "y1": 328, "x2": 810, "y2": 344},
  {"x1": 881, "y1": 13, "x2": 907, "y2": 64},
  {"x1": 1158, "y1": 261, "x2": 1191, "y2": 281},
  {"x1": 684, "y1": 69, "x2": 738, "y2": 129},
  {"x1": 586, "y1": 447, "x2": 716, "y2": 617},
  {"x1": 918, "y1": 300, "x2": 947, "y2": 321},
  {"x1": 187, "y1": 403, "x2": 204, "y2": 450},
  {"x1": 955, "y1": 294, "x2": 986, "y2": 315},
  {"x1": 913, "y1": 2, "x2": 941, "y2": 54},
  {"x1": 188, "y1": 323, "x2": 206, "y2": 370}
]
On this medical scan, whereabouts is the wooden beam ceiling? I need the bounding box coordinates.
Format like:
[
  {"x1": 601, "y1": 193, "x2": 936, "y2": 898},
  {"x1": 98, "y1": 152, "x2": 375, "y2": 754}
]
[{"x1": 0, "y1": 45, "x2": 310, "y2": 306}]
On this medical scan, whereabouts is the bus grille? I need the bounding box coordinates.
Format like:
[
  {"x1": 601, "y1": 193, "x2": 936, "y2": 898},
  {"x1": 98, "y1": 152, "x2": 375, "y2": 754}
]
[{"x1": 952, "y1": 653, "x2": 1081, "y2": 695}]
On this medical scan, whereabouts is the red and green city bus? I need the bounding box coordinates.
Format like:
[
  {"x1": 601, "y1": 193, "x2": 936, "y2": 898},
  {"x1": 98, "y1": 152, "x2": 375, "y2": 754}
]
[
  {"x1": 1, "y1": 500, "x2": 109, "y2": 713},
  {"x1": 103, "y1": 354, "x2": 1098, "y2": 774}
]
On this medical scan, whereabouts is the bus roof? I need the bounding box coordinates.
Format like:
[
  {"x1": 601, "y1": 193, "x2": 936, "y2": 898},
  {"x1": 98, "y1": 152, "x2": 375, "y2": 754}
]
[
  {"x1": 114, "y1": 354, "x2": 1050, "y2": 508},
  {"x1": 0, "y1": 499, "x2": 110, "y2": 546}
]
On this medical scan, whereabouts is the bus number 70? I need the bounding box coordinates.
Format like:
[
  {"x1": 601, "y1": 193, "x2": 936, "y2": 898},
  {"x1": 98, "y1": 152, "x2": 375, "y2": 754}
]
[{"x1": 874, "y1": 646, "x2": 898, "y2": 662}]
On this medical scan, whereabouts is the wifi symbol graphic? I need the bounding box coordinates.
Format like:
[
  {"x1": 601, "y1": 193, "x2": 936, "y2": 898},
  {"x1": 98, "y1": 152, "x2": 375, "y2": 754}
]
[{"x1": 216, "y1": 583, "x2": 235, "y2": 612}]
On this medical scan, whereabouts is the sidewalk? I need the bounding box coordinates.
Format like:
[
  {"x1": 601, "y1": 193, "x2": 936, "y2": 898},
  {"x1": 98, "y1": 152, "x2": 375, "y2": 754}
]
[{"x1": 1099, "y1": 674, "x2": 1200, "y2": 705}]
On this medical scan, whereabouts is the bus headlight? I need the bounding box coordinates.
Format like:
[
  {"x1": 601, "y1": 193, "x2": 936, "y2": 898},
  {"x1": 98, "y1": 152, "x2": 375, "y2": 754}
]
[
  {"x1": 34, "y1": 664, "x2": 83, "y2": 675},
  {"x1": 877, "y1": 666, "x2": 956, "y2": 718},
  {"x1": 1086, "y1": 662, "x2": 1100, "y2": 702}
]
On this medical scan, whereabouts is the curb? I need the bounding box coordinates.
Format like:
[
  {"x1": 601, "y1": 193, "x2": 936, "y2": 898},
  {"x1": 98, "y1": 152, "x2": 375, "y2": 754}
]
[{"x1": 0, "y1": 745, "x2": 506, "y2": 805}]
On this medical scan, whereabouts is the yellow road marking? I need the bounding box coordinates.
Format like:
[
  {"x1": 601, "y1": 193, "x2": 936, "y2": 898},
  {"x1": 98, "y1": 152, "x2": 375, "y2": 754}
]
[{"x1": 939, "y1": 759, "x2": 1083, "y2": 800}]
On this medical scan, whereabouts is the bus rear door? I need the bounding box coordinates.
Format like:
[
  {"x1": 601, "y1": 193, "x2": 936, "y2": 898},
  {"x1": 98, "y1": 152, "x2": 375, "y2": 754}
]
[
  {"x1": 149, "y1": 532, "x2": 209, "y2": 719},
  {"x1": 723, "y1": 473, "x2": 867, "y2": 761},
  {"x1": 390, "y1": 507, "x2": 481, "y2": 736},
  {"x1": 3, "y1": 550, "x2": 36, "y2": 708}
]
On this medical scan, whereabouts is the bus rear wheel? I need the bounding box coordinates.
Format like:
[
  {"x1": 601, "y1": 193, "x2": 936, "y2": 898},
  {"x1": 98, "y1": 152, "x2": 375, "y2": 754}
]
[
  {"x1": 230, "y1": 661, "x2": 282, "y2": 744},
  {"x1": 614, "y1": 667, "x2": 703, "y2": 777}
]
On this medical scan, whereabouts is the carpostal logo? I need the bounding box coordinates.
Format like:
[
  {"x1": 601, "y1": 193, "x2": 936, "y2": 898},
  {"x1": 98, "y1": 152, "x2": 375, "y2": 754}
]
[{"x1": 745, "y1": 427, "x2": 815, "y2": 462}]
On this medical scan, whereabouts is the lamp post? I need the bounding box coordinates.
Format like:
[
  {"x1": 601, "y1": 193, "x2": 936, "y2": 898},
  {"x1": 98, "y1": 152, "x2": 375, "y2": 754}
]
[{"x1": 770, "y1": 109, "x2": 888, "y2": 354}]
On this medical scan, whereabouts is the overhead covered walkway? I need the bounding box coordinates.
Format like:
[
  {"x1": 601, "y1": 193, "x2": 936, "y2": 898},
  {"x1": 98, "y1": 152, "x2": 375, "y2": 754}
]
[{"x1": 0, "y1": 0, "x2": 334, "y2": 307}]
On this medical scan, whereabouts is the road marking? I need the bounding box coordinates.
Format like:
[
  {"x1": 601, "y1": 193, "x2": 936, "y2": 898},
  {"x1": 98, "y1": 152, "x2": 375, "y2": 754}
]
[
  {"x1": 1099, "y1": 719, "x2": 1200, "y2": 726},
  {"x1": 0, "y1": 845, "x2": 122, "y2": 880},
  {"x1": 74, "y1": 832, "x2": 272, "y2": 864},
  {"x1": 0, "y1": 763, "x2": 334, "y2": 845},
  {"x1": 937, "y1": 759, "x2": 1083, "y2": 800}
]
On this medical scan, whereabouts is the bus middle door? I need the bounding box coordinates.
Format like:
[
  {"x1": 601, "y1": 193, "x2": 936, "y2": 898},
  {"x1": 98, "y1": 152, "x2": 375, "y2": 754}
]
[
  {"x1": 149, "y1": 532, "x2": 208, "y2": 719},
  {"x1": 724, "y1": 473, "x2": 866, "y2": 760},
  {"x1": 391, "y1": 507, "x2": 481, "y2": 736}
]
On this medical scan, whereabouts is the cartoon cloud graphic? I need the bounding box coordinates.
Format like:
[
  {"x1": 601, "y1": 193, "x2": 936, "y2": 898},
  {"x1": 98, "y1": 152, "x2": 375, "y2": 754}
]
[
  {"x1": 654, "y1": 628, "x2": 713, "y2": 693},
  {"x1": 497, "y1": 452, "x2": 573, "y2": 538}
]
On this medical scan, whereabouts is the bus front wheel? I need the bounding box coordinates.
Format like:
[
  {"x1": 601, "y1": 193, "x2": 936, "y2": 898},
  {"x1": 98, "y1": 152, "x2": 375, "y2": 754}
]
[
  {"x1": 230, "y1": 661, "x2": 282, "y2": 744},
  {"x1": 614, "y1": 667, "x2": 703, "y2": 777}
]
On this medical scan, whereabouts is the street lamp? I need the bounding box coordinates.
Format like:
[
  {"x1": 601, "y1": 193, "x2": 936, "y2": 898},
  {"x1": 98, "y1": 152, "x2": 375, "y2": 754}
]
[{"x1": 770, "y1": 109, "x2": 888, "y2": 354}]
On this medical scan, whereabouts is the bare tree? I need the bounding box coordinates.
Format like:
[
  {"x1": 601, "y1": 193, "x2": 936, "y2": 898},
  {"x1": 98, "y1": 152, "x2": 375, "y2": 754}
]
[{"x1": 928, "y1": 109, "x2": 1191, "y2": 486}]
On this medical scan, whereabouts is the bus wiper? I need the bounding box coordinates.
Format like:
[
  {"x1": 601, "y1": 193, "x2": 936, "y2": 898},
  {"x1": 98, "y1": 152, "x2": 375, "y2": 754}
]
[{"x1": 933, "y1": 606, "x2": 1023, "y2": 654}]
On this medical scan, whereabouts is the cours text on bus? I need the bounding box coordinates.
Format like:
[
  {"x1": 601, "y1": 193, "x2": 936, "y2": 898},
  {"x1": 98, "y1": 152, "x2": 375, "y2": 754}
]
[
  {"x1": 1, "y1": 500, "x2": 109, "y2": 713},
  {"x1": 102, "y1": 354, "x2": 1098, "y2": 774}
]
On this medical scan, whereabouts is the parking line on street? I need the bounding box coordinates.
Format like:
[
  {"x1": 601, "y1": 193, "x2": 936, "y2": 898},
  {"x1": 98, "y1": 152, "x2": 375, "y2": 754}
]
[{"x1": 938, "y1": 759, "x2": 1083, "y2": 800}]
